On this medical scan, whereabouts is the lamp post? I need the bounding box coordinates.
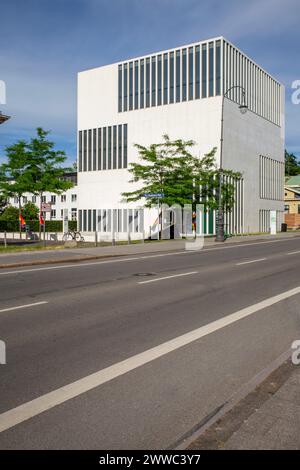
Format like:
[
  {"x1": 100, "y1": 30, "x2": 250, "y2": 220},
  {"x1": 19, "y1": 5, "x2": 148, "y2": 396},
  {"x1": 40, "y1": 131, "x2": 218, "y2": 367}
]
[
  {"x1": 0, "y1": 111, "x2": 10, "y2": 125},
  {"x1": 215, "y1": 85, "x2": 248, "y2": 242}
]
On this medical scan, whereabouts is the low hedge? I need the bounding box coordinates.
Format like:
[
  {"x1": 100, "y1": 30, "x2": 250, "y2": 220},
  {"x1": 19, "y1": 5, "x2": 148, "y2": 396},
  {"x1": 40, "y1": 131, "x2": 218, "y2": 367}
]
[{"x1": 0, "y1": 219, "x2": 77, "y2": 232}]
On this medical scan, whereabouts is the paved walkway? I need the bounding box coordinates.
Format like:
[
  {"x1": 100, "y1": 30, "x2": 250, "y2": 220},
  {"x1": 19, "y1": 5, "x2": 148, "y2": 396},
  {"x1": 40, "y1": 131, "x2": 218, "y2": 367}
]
[
  {"x1": 0, "y1": 232, "x2": 299, "y2": 268},
  {"x1": 224, "y1": 365, "x2": 300, "y2": 450}
]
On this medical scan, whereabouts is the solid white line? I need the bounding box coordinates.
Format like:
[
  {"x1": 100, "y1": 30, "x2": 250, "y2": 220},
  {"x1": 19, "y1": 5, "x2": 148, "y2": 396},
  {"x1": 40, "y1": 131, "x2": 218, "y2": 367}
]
[
  {"x1": 1, "y1": 285, "x2": 300, "y2": 433},
  {"x1": 236, "y1": 258, "x2": 267, "y2": 266},
  {"x1": 0, "y1": 236, "x2": 299, "y2": 276},
  {"x1": 138, "y1": 271, "x2": 198, "y2": 284},
  {"x1": 287, "y1": 250, "x2": 300, "y2": 255},
  {"x1": 0, "y1": 301, "x2": 48, "y2": 314}
]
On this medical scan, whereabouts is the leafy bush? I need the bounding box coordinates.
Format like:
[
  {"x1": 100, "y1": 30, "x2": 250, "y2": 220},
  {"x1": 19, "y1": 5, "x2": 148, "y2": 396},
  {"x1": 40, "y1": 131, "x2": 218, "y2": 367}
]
[{"x1": 0, "y1": 218, "x2": 77, "y2": 232}]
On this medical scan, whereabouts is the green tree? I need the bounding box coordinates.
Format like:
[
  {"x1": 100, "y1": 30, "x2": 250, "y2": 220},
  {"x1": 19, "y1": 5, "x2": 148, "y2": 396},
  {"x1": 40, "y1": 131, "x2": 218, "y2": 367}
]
[
  {"x1": 0, "y1": 195, "x2": 7, "y2": 216},
  {"x1": 0, "y1": 140, "x2": 33, "y2": 235},
  {"x1": 26, "y1": 128, "x2": 73, "y2": 196},
  {"x1": 22, "y1": 201, "x2": 39, "y2": 223},
  {"x1": 285, "y1": 150, "x2": 300, "y2": 176},
  {"x1": 0, "y1": 128, "x2": 74, "y2": 237},
  {"x1": 0, "y1": 205, "x2": 19, "y2": 222},
  {"x1": 122, "y1": 135, "x2": 240, "y2": 211}
]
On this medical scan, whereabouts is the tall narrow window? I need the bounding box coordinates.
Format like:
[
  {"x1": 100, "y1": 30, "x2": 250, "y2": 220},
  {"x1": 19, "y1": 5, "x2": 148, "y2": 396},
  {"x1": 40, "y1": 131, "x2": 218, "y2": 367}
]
[
  {"x1": 93, "y1": 210, "x2": 96, "y2": 232},
  {"x1": 93, "y1": 128, "x2": 97, "y2": 170},
  {"x1": 216, "y1": 40, "x2": 221, "y2": 96},
  {"x1": 107, "y1": 126, "x2": 112, "y2": 169},
  {"x1": 157, "y1": 55, "x2": 162, "y2": 105},
  {"x1": 140, "y1": 59, "x2": 144, "y2": 108},
  {"x1": 78, "y1": 131, "x2": 82, "y2": 172},
  {"x1": 97, "y1": 128, "x2": 101, "y2": 170},
  {"x1": 195, "y1": 45, "x2": 200, "y2": 99},
  {"x1": 151, "y1": 56, "x2": 156, "y2": 106},
  {"x1": 176, "y1": 50, "x2": 180, "y2": 102},
  {"x1": 118, "y1": 124, "x2": 122, "y2": 169},
  {"x1": 88, "y1": 129, "x2": 92, "y2": 171},
  {"x1": 123, "y1": 124, "x2": 128, "y2": 168},
  {"x1": 129, "y1": 62, "x2": 133, "y2": 110},
  {"x1": 209, "y1": 42, "x2": 214, "y2": 97},
  {"x1": 102, "y1": 127, "x2": 107, "y2": 170},
  {"x1": 79, "y1": 210, "x2": 82, "y2": 232},
  {"x1": 83, "y1": 130, "x2": 87, "y2": 171},
  {"x1": 113, "y1": 125, "x2": 117, "y2": 169},
  {"x1": 163, "y1": 53, "x2": 168, "y2": 104},
  {"x1": 188, "y1": 46, "x2": 193, "y2": 100},
  {"x1": 123, "y1": 63, "x2": 128, "y2": 112},
  {"x1": 169, "y1": 51, "x2": 174, "y2": 104},
  {"x1": 134, "y1": 60, "x2": 139, "y2": 109},
  {"x1": 146, "y1": 58, "x2": 150, "y2": 107},
  {"x1": 182, "y1": 48, "x2": 187, "y2": 101},
  {"x1": 118, "y1": 65, "x2": 122, "y2": 112},
  {"x1": 202, "y1": 44, "x2": 207, "y2": 98}
]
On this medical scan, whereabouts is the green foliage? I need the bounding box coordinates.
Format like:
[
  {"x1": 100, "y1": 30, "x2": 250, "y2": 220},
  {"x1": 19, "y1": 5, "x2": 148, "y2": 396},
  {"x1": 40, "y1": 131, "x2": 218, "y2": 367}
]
[
  {"x1": 0, "y1": 220, "x2": 19, "y2": 231},
  {"x1": 0, "y1": 205, "x2": 19, "y2": 222},
  {"x1": 285, "y1": 150, "x2": 300, "y2": 176},
  {"x1": 0, "y1": 128, "x2": 74, "y2": 206},
  {"x1": 0, "y1": 140, "x2": 31, "y2": 203},
  {"x1": 22, "y1": 201, "x2": 39, "y2": 222},
  {"x1": 0, "y1": 195, "x2": 7, "y2": 216},
  {"x1": 122, "y1": 135, "x2": 241, "y2": 210},
  {"x1": 26, "y1": 128, "x2": 74, "y2": 195},
  {"x1": 0, "y1": 218, "x2": 77, "y2": 232}
]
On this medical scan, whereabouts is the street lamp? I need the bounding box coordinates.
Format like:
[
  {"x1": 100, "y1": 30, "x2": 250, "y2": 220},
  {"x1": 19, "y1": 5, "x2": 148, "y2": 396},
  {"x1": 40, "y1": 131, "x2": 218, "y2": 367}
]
[
  {"x1": 215, "y1": 85, "x2": 248, "y2": 242},
  {"x1": 0, "y1": 111, "x2": 10, "y2": 125}
]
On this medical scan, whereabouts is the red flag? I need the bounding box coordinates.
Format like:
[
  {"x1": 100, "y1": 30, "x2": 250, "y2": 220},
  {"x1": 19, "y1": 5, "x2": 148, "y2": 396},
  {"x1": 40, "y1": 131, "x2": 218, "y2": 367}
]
[{"x1": 19, "y1": 214, "x2": 26, "y2": 227}]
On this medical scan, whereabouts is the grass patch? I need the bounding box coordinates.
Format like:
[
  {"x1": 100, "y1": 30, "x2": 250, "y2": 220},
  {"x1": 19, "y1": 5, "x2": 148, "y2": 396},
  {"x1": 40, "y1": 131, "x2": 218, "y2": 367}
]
[{"x1": 0, "y1": 244, "x2": 65, "y2": 253}]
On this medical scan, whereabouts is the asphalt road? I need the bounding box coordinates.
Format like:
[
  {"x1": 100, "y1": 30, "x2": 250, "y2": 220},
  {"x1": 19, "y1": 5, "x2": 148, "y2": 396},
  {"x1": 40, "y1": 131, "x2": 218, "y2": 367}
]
[{"x1": 0, "y1": 236, "x2": 300, "y2": 449}]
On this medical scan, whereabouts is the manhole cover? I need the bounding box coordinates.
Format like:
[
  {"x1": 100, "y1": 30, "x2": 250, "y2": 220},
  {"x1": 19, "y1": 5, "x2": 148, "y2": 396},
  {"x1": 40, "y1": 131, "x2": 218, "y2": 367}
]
[{"x1": 134, "y1": 273, "x2": 155, "y2": 277}]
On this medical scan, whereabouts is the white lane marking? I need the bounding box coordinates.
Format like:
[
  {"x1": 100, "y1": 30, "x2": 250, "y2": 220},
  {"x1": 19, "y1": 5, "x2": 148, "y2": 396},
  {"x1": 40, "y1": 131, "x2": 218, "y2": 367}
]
[
  {"x1": 1, "y1": 285, "x2": 300, "y2": 433},
  {"x1": 236, "y1": 258, "x2": 267, "y2": 266},
  {"x1": 0, "y1": 301, "x2": 48, "y2": 314},
  {"x1": 0, "y1": 236, "x2": 299, "y2": 276},
  {"x1": 287, "y1": 250, "x2": 300, "y2": 255},
  {"x1": 138, "y1": 271, "x2": 198, "y2": 285}
]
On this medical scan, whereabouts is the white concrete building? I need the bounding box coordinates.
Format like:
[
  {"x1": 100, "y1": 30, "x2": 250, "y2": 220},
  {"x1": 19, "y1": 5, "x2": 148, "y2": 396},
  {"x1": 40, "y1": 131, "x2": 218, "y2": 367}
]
[
  {"x1": 77, "y1": 36, "x2": 285, "y2": 239},
  {"x1": 9, "y1": 172, "x2": 78, "y2": 222}
]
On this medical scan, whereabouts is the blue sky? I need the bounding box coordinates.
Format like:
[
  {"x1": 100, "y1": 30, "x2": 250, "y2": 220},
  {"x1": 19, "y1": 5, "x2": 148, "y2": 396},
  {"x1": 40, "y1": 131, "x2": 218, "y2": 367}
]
[{"x1": 0, "y1": 0, "x2": 299, "y2": 164}]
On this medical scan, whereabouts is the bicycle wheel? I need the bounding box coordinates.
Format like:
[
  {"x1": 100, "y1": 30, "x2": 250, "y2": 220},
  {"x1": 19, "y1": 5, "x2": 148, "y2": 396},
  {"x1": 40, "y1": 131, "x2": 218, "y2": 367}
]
[
  {"x1": 62, "y1": 232, "x2": 71, "y2": 241},
  {"x1": 74, "y1": 232, "x2": 83, "y2": 242}
]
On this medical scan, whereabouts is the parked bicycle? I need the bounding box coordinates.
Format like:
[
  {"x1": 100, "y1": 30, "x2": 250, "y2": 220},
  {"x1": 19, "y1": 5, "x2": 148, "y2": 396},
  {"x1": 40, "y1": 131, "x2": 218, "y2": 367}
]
[{"x1": 62, "y1": 230, "x2": 85, "y2": 242}]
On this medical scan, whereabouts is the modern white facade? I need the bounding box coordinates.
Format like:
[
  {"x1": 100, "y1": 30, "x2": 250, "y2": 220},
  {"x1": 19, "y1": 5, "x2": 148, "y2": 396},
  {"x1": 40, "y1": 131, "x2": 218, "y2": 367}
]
[{"x1": 77, "y1": 36, "x2": 285, "y2": 239}]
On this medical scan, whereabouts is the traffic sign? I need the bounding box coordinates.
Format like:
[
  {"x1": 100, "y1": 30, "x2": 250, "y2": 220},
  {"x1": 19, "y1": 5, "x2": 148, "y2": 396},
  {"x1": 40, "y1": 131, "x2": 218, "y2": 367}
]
[
  {"x1": 41, "y1": 202, "x2": 52, "y2": 212},
  {"x1": 144, "y1": 193, "x2": 164, "y2": 198}
]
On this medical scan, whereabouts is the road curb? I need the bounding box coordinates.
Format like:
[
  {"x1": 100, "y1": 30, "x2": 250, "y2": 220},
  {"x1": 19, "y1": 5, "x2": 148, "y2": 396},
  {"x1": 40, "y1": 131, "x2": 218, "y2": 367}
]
[
  {"x1": 0, "y1": 254, "x2": 126, "y2": 269},
  {"x1": 0, "y1": 233, "x2": 299, "y2": 269}
]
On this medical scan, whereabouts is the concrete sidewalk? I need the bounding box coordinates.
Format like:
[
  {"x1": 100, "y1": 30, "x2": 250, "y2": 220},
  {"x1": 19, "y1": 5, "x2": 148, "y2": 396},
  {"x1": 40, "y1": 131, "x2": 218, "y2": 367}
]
[
  {"x1": 0, "y1": 232, "x2": 299, "y2": 269},
  {"x1": 187, "y1": 360, "x2": 300, "y2": 450},
  {"x1": 224, "y1": 365, "x2": 300, "y2": 450}
]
